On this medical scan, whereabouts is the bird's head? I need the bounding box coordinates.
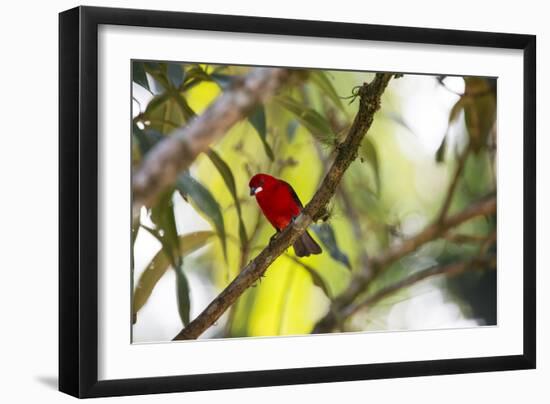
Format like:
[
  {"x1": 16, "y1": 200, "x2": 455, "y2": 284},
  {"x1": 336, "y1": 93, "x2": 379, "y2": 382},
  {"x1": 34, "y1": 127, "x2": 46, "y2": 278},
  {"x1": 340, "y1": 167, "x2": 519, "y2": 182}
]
[{"x1": 249, "y1": 173, "x2": 277, "y2": 196}]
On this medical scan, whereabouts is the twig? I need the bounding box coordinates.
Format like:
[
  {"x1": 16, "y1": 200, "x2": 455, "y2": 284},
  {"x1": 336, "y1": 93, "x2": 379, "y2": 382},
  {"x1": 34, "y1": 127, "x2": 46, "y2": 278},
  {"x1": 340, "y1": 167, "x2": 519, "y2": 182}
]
[
  {"x1": 132, "y1": 68, "x2": 292, "y2": 215},
  {"x1": 443, "y1": 233, "x2": 489, "y2": 244},
  {"x1": 312, "y1": 195, "x2": 496, "y2": 333},
  {"x1": 437, "y1": 144, "x2": 471, "y2": 222},
  {"x1": 340, "y1": 255, "x2": 496, "y2": 320},
  {"x1": 172, "y1": 73, "x2": 394, "y2": 340}
]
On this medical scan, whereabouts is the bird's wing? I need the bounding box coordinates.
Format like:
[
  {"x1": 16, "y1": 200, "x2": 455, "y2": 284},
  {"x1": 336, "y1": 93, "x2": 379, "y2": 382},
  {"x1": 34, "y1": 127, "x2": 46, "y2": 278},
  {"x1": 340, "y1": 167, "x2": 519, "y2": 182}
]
[{"x1": 281, "y1": 180, "x2": 304, "y2": 209}]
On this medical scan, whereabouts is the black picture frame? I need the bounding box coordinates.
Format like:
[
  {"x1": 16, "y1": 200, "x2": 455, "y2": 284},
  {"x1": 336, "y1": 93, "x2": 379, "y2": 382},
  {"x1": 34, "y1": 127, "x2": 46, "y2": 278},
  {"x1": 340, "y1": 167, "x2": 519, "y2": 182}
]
[{"x1": 59, "y1": 5, "x2": 536, "y2": 398}]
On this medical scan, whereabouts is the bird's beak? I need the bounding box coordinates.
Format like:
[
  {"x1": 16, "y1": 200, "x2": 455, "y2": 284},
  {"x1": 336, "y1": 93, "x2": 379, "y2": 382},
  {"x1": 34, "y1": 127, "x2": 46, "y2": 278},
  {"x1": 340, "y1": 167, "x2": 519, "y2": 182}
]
[{"x1": 249, "y1": 186, "x2": 263, "y2": 196}]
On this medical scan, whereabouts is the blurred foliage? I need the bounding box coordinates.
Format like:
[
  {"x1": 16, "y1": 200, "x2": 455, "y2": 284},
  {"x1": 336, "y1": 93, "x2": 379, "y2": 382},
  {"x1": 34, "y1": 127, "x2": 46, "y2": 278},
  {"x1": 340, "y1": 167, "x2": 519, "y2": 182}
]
[{"x1": 131, "y1": 62, "x2": 498, "y2": 340}]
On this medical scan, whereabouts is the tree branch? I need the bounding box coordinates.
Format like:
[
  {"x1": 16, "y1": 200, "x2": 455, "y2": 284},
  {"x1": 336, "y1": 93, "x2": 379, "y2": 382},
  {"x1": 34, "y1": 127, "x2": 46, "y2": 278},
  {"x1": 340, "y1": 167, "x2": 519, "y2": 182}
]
[
  {"x1": 312, "y1": 194, "x2": 496, "y2": 333},
  {"x1": 340, "y1": 255, "x2": 496, "y2": 320},
  {"x1": 132, "y1": 67, "x2": 291, "y2": 215},
  {"x1": 173, "y1": 73, "x2": 394, "y2": 340}
]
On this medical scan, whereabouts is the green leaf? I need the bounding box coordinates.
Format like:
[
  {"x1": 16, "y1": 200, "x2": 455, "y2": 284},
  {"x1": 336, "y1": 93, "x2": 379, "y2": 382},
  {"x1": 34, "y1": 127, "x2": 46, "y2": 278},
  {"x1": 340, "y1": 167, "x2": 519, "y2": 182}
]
[
  {"x1": 175, "y1": 263, "x2": 191, "y2": 326},
  {"x1": 167, "y1": 63, "x2": 185, "y2": 88},
  {"x1": 176, "y1": 173, "x2": 227, "y2": 260},
  {"x1": 206, "y1": 149, "x2": 248, "y2": 248},
  {"x1": 133, "y1": 231, "x2": 213, "y2": 317},
  {"x1": 143, "y1": 93, "x2": 171, "y2": 117},
  {"x1": 172, "y1": 91, "x2": 196, "y2": 120},
  {"x1": 288, "y1": 256, "x2": 333, "y2": 299},
  {"x1": 132, "y1": 62, "x2": 150, "y2": 91},
  {"x1": 276, "y1": 95, "x2": 335, "y2": 145},
  {"x1": 286, "y1": 119, "x2": 299, "y2": 142},
  {"x1": 309, "y1": 71, "x2": 346, "y2": 114},
  {"x1": 185, "y1": 65, "x2": 211, "y2": 81},
  {"x1": 151, "y1": 191, "x2": 179, "y2": 261},
  {"x1": 206, "y1": 149, "x2": 238, "y2": 197},
  {"x1": 249, "y1": 106, "x2": 274, "y2": 161},
  {"x1": 143, "y1": 62, "x2": 167, "y2": 93},
  {"x1": 142, "y1": 91, "x2": 187, "y2": 134},
  {"x1": 182, "y1": 65, "x2": 234, "y2": 90},
  {"x1": 361, "y1": 137, "x2": 381, "y2": 195},
  {"x1": 311, "y1": 223, "x2": 351, "y2": 270},
  {"x1": 304, "y1": 266, "x2": 332, "y2": 299}
]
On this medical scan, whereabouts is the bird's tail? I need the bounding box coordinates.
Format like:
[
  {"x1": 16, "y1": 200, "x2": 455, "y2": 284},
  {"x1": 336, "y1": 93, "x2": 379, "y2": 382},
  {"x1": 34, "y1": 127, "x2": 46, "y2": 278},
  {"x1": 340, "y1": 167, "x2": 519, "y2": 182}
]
[{"x1": 293, "y1": 231, "x2": 322, "y2": 257}]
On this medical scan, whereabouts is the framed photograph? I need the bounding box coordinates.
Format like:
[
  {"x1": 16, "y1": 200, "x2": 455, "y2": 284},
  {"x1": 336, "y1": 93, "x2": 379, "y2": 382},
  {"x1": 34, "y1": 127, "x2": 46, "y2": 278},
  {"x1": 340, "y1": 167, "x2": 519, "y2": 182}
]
[{"x1": 59, "y1": 6, "x2": 536, "y2": 398}]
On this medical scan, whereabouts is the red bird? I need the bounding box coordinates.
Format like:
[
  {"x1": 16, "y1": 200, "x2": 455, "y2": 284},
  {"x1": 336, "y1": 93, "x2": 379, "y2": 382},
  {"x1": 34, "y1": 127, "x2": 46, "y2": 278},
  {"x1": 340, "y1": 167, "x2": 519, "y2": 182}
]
[{"x1": 249, "y1": 173, "x2": 322, "y2": 257}]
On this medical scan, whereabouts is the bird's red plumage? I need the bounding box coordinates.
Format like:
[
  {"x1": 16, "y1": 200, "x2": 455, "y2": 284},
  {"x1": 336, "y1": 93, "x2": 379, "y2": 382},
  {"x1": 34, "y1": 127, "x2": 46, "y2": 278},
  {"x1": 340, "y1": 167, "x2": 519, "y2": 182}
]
[
  {"x1": 249, "y1": 173, "x2": 322, "y2": 257},
  {"x1": 250, "y1": 174, "x2": 301, "y2": 230}
]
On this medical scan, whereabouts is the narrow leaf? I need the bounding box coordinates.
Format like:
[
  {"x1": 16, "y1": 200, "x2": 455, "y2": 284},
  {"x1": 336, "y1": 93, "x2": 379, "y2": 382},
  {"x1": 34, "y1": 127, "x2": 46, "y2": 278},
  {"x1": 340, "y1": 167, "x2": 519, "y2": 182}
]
[
  {"x1": 150, "y1": 191, "x2": 180, "y2": 262},
  {"x1": 185, "y1": 65, "x2": 211, "y2": 81},
  {"x1": 175, "y1": 263, "x2": 191, "y2": 325},
  {"x1": 132, "y1": 62, "x2": 150, "y2": 91},
  {"x1": 143, "y1": 92, "x2": 171, "y2": 117},
  {"x1": 206, "y1": 149, "x2": 238, "y2": 198},
  {"x1": 286, "y1": 119, "x2": 299, "y2": 142},
  {"x1": 206, "y1": 148, "x2": 248, "y2": 247},
  {"x1": 311, "y1": 223, "x2": 352, "y2": 270},
  {"x1": 143, "y1": 62, "x2": 167, "y2": 93},
  {"x1": 182, "y1": 66, "x2": 235, "y2": 90},
  {"x1": 276, "y1": 95, "x2": 335, "y2": 145},
  {"x1": 167, "y1": 63, "x2": 185, "y2": 88},
  {"x1": 362, "y1": 137, "x2": 381, "y2": 195},
  {"x1": 288, "y1": 256, "x2": 333, "y2": 299},
  {"x1": 176, "y1": 173, "x2": 227, "y2": 260},
  {"x1": 145, "y1": 96, "x2": 186, "y2": 134},
  {"x1": 172, "y1": 91, "x2": 196, "y2": 120},
  {"x1": 310, "y1": 71, "x2": 346, "y2": 113},
  {"x1": 133, "y1": 231, "x2": 213, "y2": 317},
  {"x1": 249, "y1": 106, "x2": 274, "y2": 161}
]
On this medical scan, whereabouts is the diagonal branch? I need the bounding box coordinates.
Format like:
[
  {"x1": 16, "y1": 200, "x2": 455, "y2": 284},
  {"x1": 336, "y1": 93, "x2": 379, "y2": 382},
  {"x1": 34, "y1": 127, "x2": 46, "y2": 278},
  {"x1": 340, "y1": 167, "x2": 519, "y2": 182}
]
[
  {"x1": 173, "y1": 73, "x2": 394, "y2": 340},
  {"x1": 312, "y1": 194, "x2": 496, "y2": 333},
  {"x1": 437, "y1": 143, "x2": 472, "y2": 222},
  {"x1": 341, "y1": 255, "x2": 496, "y2": 320},
  {"x1": 132, "y1": 67, "x2": 291, "y2": 215}
]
